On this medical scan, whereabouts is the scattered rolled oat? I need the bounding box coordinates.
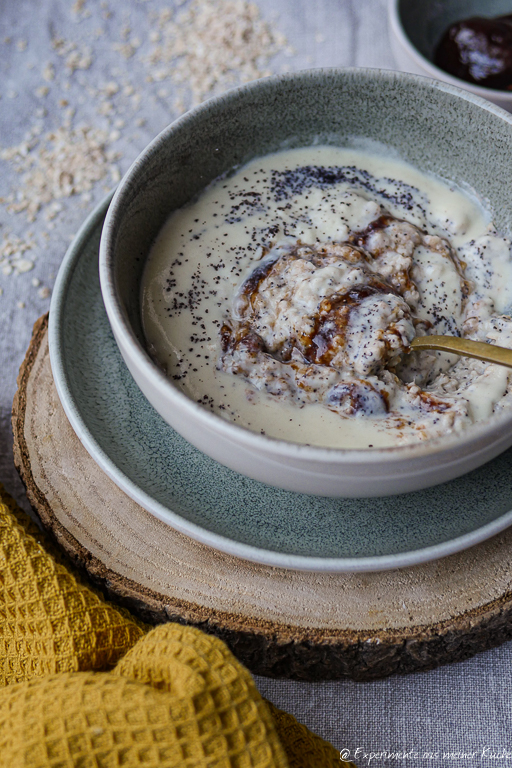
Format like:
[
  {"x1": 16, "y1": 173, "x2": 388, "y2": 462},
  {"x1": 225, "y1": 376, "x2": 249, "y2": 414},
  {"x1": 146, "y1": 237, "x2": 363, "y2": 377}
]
[
  {"x1": 71, "y1": 0, "x2": 88, "y2": 15},
  {"x1": 0, "y1": 232, "x2": 34, "y2": 260},
  {"x1": 112, "y1": 41, "x2": 138, "y2": 60},
  {"x1": 52, "y1": 37, "x2": 93, "y2": 72},
  {"x1": 1, "y1": 125, "x2": 120, "y2": 221},
  {"x1": 147, "y1": 0, "x2": 288, "y2": 108},
  {"x1": 12, "y1": 259, "x2": 34, "y2": 274},
  {"x1": 100, "y1": 1, "x2": 112, "y2": 20},
  {"x1": 0, "y1": 0, "x2": 291, "y2": 304},
  {"x1": 0, "y1": 232, "x2": 37, "y2": 290},
  {"x1": 42, "y1": 62, "x2": 55, "y2": 82},
  {"x1": 101, "y1": 81, "x2": 120, "y2": 96}
]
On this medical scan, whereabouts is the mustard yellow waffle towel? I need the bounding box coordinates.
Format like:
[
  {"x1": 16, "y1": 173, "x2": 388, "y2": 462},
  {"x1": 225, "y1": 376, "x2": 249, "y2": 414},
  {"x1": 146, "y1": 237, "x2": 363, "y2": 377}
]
[{"x1": 0, "y1": 486, "x2": 356, "y2": 768}]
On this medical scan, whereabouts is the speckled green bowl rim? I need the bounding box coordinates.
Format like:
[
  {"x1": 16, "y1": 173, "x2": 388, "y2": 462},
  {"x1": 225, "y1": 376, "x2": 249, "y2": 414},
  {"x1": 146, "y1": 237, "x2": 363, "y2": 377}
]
[
  {"x1": 388, "y1": 0, "x2": 512, "y2": 104},
  {"x1": 49, "y1": 68, "x2": 512, "y2": 571}
]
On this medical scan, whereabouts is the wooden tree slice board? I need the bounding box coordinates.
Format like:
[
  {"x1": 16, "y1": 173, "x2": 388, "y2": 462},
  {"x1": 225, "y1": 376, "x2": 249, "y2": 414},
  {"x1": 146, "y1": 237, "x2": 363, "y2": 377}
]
[{"x1": 12, "y1": 314, "x2": 512, "y2": 680}]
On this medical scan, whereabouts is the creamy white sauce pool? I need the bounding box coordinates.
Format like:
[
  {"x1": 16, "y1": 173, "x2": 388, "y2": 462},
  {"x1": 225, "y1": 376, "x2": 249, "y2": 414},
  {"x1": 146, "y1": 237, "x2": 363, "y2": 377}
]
[{"x1": 141, "y1": 146, "x2": 512, "y2": 448}]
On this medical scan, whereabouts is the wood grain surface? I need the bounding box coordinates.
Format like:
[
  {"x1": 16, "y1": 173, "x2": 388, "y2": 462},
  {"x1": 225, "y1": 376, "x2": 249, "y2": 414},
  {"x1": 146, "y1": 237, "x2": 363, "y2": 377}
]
[{"x1": 12, "y1": 314, "x2": 512, "y2": 680}]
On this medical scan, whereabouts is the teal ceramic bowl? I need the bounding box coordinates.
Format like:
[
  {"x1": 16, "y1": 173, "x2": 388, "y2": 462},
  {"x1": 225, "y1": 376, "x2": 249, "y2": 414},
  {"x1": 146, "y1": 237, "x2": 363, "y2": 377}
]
[
  {"x1": 389, "y1": 0, "x2": 512, "y2": 111},
  {"x1": 100, "y1": 68, "x2": 512, "y2": 497}
]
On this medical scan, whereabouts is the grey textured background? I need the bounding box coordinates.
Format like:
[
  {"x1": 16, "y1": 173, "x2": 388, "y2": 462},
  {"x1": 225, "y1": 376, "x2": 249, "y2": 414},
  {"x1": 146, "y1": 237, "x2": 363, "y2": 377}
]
[{"x1": 1, "y1": 1, "x2": 511, "y2": 765}]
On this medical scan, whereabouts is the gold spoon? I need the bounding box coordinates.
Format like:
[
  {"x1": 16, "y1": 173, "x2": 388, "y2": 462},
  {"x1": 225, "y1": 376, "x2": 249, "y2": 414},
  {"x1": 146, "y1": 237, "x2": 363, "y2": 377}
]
[{"x1": 411, "y1": 335, "x2": 512, "y2": 369}]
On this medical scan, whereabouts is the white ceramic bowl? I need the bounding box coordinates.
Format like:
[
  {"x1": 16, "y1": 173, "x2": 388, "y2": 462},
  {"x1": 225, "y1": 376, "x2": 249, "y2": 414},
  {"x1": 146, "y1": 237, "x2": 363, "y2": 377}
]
[
  {"x1": 388, "y1": 0, "x2": 512, "y2": 112},
  {"x1": 99, "y1": 68, "x2": 512, "y2": 497}
]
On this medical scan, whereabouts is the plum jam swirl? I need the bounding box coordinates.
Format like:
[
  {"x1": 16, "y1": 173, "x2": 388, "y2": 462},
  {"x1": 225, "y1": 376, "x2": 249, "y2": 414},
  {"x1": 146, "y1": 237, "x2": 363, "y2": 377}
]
[{"x1": 218, "y1": 211, "x2": 470, "y2": 418}]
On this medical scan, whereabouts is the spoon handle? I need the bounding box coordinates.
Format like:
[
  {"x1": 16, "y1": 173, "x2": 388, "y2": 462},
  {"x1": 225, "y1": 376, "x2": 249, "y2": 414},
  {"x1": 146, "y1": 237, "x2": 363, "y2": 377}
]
[{"x1": 411, "y1": 335, "x2": 512, "y2": 369}]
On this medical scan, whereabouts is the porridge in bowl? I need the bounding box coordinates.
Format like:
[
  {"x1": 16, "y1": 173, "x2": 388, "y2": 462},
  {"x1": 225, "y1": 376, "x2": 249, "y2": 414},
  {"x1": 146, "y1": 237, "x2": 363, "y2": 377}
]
[{"x1": 141, "y1": 145, "x2": 512, "y2": 449}]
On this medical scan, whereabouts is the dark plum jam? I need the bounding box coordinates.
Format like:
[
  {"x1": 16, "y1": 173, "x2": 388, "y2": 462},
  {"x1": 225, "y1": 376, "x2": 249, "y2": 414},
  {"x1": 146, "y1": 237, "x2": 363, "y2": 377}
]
[{"x1": 435, "y1": 13, "x2": 512, "y2": 90}]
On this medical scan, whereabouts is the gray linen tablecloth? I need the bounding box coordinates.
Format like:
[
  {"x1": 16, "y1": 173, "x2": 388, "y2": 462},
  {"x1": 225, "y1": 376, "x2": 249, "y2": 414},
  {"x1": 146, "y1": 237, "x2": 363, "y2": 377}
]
[{"x1": 1, "y1": 1, "x2": 511, "y2": 764}]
